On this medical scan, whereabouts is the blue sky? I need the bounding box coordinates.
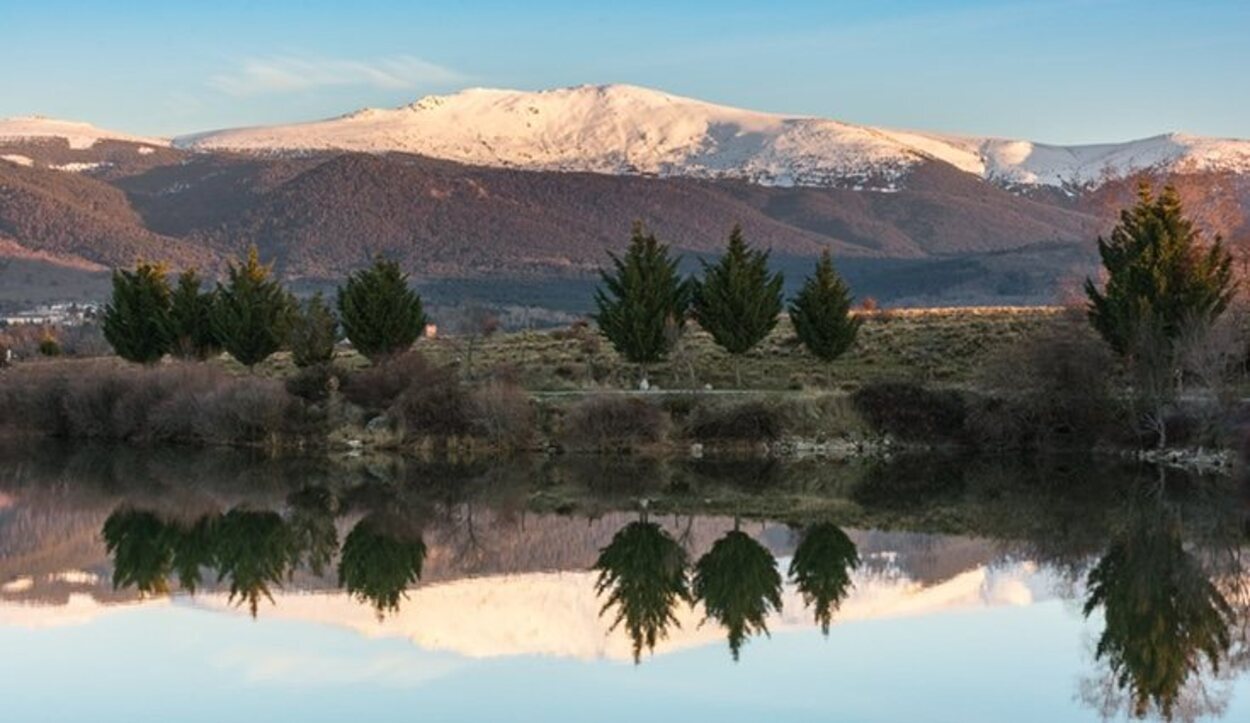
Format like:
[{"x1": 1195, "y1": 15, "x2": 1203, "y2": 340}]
[{"x1": 1, "y1": 0, "x2": 1247, "y2": 142}]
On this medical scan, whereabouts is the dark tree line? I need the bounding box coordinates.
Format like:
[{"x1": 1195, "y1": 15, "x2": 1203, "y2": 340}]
[
  {"x1": 593, "y1": 516, "x2": 860, "y2": 663},
  {"x1": 102, "y1": 249, "x2": 427, "y2": 369},
  {"x1": 593, "y1": 222, "x2": 861, "y2": 387}
]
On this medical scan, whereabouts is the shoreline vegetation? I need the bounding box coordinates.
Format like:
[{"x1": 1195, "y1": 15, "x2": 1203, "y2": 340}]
[{"x1": 1, "y1": 184, "x2": 1247, "y2": 473}]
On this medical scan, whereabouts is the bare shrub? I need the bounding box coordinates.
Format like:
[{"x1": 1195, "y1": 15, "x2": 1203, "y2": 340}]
[
  {"x1": 851, "y1": 381, "x2": 968, "y2": 443},
  {"x1": 971, "y1": 312, "x2": 1120, "y2": 450},
  {"x1": 285, "y1": 364, "x2": 345, "y2": 403},
  {"x1": 0, "y1": 360, "x2": 315, "y2": 446},
  {"x1": 390, "y1": 369, "x2": 472, "y2": 437},
  {"x1": 193, "y1": 378, "x2": 300, "y2": 444},
  {"x1": 58, "y1": 324, "x2": 111, "y2": 357},
  {"x1": 341, "y1": 352, "x2": 441, "y2": 411},
  {"x1": 687, "y1": 400, "x2": 784, "y2": 441},
  {"x1": 562, "y1": 395, "x2": 670, "y2": 451},
  {"x1": 469, "y1": 381, "x2": 535, "y2": 448}
]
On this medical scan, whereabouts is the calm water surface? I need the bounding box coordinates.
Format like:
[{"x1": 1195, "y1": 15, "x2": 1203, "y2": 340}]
[{"x1": 0, "y1": 447, "x2": 1247, "y2": 722}]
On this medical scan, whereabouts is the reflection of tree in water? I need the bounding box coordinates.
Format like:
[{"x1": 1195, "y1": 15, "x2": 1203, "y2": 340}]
[
  {"x1": 338, "y1": 513, "x2": 427, "y2": 619},
  {"x1": 693, "y1": 526, "x2": 782, "y2": 661},
  {"x1": 287, "y1": 486, "x2": 339, "y2": 577},
  {"x1": 592, "y1": 518, "x2": 691, "y2": 664},
  {"x1": 102, "y1": 508, "x2": 174, "y2": 596},
  {"x1": 789, "y1": 523, "x2": 859, "y2": 635},
  {"x1": 1082, "y1": 497, "x2": 1236, "y2": 721},
  {"x1": 168, "y1": 515, "x2": 216, "y2": 593},
  {"x1": 213, "y1": 509, "x2": 299, "y2": 618}
]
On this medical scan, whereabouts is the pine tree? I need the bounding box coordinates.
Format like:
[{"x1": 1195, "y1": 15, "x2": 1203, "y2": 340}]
[
  {"x1": 168, "y1": 269, "x2": 220, "y2": 360},
  {"x1": 337, "y1": 258, "x2": 427, "y2": 362},
  {"x1": 102, "y1": 261, "x2": 173, "y2": 364},
  {"x1": 1085, "y1": 183, "x2": 1235, "y2": 356},
  {"x1": 693, "y1": 225, "x2": 783, "y2": 387},
  {"x1": 211, "y1": 246, "x2": 292, "y2": 368},
  {"x1": 788, "y1": 250, "x2": 861, "y2": 385},
  {"x1": 593, "y1": 222, "x2": 691, "y2": 377},
  {"x1": 289, "y1": 292, "x2": 338, "y2": 368}
]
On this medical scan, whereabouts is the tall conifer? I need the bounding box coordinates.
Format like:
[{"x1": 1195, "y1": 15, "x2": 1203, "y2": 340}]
[
  {"x1": 593, "y1": 222, "x2": 691, "y2": 377},
  {"x1": 289, "y1": 292, "x2": 338, "y2": 368},
  {"x1": 169, "y1": 269, "x2": 220, "y2": 360},
  {"x1": 211, "y1": 246, "x2": 291, "y2": 368},
  {"x1": 692, "y1": 224, "x2": 783, "y2": 387},
  {"x1": 102, "y1": 261, "x2": 173, "y2": 364},
  {"x1": 337, "y1": 258, "x2": 427, "y2": 362},
  {"x1": 788, "y1": 250, "x2": 860, "y2": 386},
  {"x1": 1085, "y1": 183, "x2": 1234, "y2": 355}
]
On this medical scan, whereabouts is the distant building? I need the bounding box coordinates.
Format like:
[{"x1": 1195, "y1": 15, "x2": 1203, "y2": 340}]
[
  {"x1": 1, "y1": 302, "x2": 100, "y2": 327},
  {"x1": 423, "y1": 323, "x2": 438, "y2": 339}
]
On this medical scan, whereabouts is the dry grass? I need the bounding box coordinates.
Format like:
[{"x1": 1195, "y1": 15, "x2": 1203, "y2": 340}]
[{"x1": 234, "y1": 306, "x2": 1067, "y2": 392}]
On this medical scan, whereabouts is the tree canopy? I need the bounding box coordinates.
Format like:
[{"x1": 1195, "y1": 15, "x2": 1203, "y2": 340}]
[
  {"x1": 593, "y1": 222, "x2": 692, "y2": 367},
  {"x1": 692, "y1": 224, "x2": 783, "y2": 386},
  {"x1": 102, "y1": 262, "x2": 173, "y2": 364},
  {"x1": 1085, "y1": 183, "x2": 1235, "y2": 355},
  {"x1": 211, "y1": 247, "x2": 292, "y2": 368},
  {"x1": 337, "y1": 258, "x2": 427, "y2": 361},
  {"x1": 788, "y1": 250, "x2": 861, "y2": 373}
]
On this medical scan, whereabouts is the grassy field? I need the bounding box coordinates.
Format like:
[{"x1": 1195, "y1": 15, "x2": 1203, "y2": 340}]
[{"x1": 247, "y1": 305, "x2": 1067, "y2": 392}]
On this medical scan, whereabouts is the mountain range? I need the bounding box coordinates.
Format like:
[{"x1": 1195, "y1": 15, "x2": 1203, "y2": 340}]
[{"x1": 2, "y1": 84, "x2": 1248, "y2": 309}]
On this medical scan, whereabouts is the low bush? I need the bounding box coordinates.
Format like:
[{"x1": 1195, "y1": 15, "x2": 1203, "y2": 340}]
[
  {"x1": 341, "y1": 352, "x2": 441, "y2": 411},
  {"x1": 285, "y1": 364, "x2": 346, "y2": 404},
  {"x1": 392, "y1": 381, "x2": 472, "y2": 438},
  {"x1": 851, "y1": 381, "x2": 968, "y2": 443},
  {"x1": 469, "y1": 381, "x2": 535, "y2": 449},
  {"x1": 687, "y1": 400, "x2": 784, "y2": 441},
  {"x1": 562, "y1": 395, "x2": 670, "y2": 451},
  {"x1": 969, "y1": 314, "x2": 1120, "y2": 450},
  {"x1": 0, "y1": 360, "x2": 316, "y2": 446}
]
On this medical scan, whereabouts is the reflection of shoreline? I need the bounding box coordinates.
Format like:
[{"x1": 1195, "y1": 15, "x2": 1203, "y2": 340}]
[{"x1": 0, "y1": 561, "x2": 1062, "y2": 661}]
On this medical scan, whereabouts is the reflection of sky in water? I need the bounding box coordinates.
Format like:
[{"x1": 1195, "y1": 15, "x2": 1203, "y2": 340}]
[
  {"x1": 1, "y1": 563, "x2": 1246, "y2": 722},
  {"x1": 0, "y1": 600, "x2": 1206, "y2": 723}
]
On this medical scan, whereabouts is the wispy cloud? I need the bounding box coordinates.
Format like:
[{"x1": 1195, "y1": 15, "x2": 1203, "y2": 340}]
[{"x1": 209, "y1": 54, "x2": 465, "y2": 96}]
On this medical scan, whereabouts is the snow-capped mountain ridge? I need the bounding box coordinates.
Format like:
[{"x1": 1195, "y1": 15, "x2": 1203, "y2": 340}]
[
  {"x1": 0, "y1": 116, "x2": 167, "y2": 150},
  {"x1": 174, "y1": 84, "x2": 1250, "y2": 191}
]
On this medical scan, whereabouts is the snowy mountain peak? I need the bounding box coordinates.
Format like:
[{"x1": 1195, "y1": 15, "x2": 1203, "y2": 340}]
[
  {"x1": 175, "y1": 84, "x2": 1250, "y2": 191},
  {"x1": 0, "y1": 116, "x2": 166, "y2": 150}
]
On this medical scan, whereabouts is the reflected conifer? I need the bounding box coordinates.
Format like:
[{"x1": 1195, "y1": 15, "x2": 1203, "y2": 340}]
[
  {"x1": 213, "y1": 509, "x2": 298, "y2": 617},
  {"x1": 693, "y1": 527, "x2": 782, "y2": 661},
  {"x1": 1084, "y1": 503, "x2": 1234, "y2": 719},
  {"x1": 789, "y1": 523, "x2": 859, "y2": 635},
  {"x1": 102, "y1": 508, "x2": 174, "y2": 596},
  {"x1": 593, "y1": 519, "x2": 691, "y2": 663},
  {"x1": 338, "y1": 513, "x2": 427, "y2": 618}
]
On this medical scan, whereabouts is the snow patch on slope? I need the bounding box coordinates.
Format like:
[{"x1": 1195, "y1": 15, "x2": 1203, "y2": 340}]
[
  {"x1": 177, "y1": 85, "x2": 927, "y2": 190},
  {"x1": 0, "y1": 116, "x2": 167, "y2": 150},
  {"x1": 168, "y1": 84, "x2": 1250, "y2": 191},
  {"x1": 889, "y1": 131, "x2": 1250, "y2": 188}
]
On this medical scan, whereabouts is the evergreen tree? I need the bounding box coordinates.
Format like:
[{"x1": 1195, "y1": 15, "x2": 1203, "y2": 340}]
[
  {"x1": 102, "y1": 261, "x2": 173, "y2": 364},
  {"x1": 337, "y1": 258, "x2": 427, "y2": 362},
  {"x1": 593, "y1": 222, "x2": 692, "y2": 376},
  {"x1": 1085, "y1": 183, "x2": 1235, "y2": 356},
  {"x1": 211, "y1": 246, "x2": 292, "y2": 368},
  {"x1": 788, "y1": 250, "x2": 861, "y2": 385},
  {"x1": 168, "y1": 269, "x2": 219, "y2": 360},
  {"x1": 693, "y1": 225, "x2": 784, "y2": 387},
  {"x1": 289, "y1": 292, "x2": 338, "y2": 368}
]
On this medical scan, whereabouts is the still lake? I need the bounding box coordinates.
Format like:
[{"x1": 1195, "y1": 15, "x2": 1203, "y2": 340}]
[{"x1": 1, "y1": 445, "x2": 1247, "y2": 722}]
